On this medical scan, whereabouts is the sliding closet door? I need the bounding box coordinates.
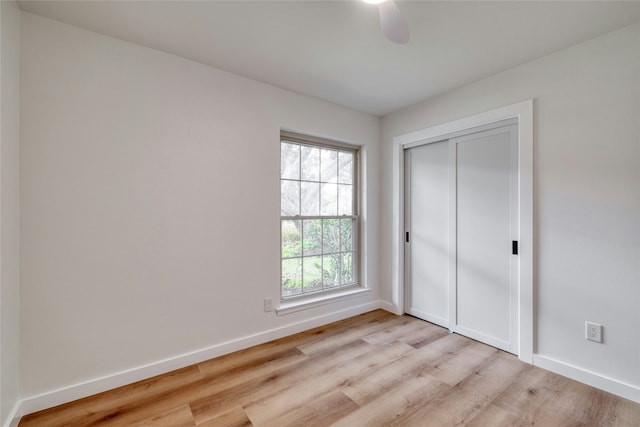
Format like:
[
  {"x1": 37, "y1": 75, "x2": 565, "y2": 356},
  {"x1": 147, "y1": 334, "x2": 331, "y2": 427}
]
[
  {"x1": 453, "y1": 124, "x2": 518, "y2": 353},
  {"x1": 404, "y1": 122, "x2": 519, "y2": 354},
  {"x1": 404, "y1": 140, "x2": 450, "y2": 328}
]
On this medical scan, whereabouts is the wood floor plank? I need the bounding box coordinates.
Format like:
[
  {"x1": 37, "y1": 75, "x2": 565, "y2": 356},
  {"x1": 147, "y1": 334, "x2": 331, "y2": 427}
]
[
  {"x1": 194, "y1": 406, "x2": 252, "y2": 427},
  {"x1": 260, "y1": 390, "x2": 359, "y2": 427},
  {"x1": 18, "y1": 310, "x2": 640, "y2": 427},
  {"x1": 197, "y1": 342, "x2": 306, "y2": 378},
  {"x1": 389, "y1": 351, "x2": 526, "y2": 426},
  {"x1": 397, "y1": 319, "x2": 450, "y2": 349},
  {"x1": 425, "y1": 340, "x2": 499, "y2": 386},
  {"x1": 360, "y1": 315, "x2": 434, "y2": 346},
  {"x1": 243, "y1": 342, "x2": 414, "y2": 425},
  {"x1": 341, "y1": 333, "x2": 469, "y2": 406},
  {"x1": 296, "y1": 311, "x2": 407, "y2": 356},
  {"x1": 131, "y1": 404, "x2": 195, "y2": 427},
  {"x1": 607, "y1": 397, "x2": 640, "y2": 427},
  {"x1": 331, "y1": 374, "x2": 448, "y2": 427},
  {"x1": 492, "y1": 363, "x2": 568, "y2": 421},
  {"x1": 465, "y1": 404, "x2": 528, "y2": 427},
  {"x1": 196, "y1": 347, "x2": 308, "y2": 394},
  {"x1": 189, "y1": 339, "x2": 373, "y2": 424}
]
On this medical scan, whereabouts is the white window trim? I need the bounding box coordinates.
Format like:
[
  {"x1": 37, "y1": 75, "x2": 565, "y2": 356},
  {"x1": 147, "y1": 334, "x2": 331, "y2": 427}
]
[
  {"x1": 276, "y1": 287, "x2": 370, "y2": 316},
  {"x1": 279, "y1": 131, "x2": 362, "y2": 304}
]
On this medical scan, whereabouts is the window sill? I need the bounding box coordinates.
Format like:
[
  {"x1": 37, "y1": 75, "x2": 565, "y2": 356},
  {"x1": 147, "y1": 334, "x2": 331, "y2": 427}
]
[{"x1": 276, "y1": 287, "x2": 370, "y2": 316}]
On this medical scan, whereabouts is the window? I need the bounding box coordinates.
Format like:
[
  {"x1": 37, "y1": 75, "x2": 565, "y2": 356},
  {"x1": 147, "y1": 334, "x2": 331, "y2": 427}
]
[{"x1": 280, "y1": 132, "x2": 359, "y2": 299}]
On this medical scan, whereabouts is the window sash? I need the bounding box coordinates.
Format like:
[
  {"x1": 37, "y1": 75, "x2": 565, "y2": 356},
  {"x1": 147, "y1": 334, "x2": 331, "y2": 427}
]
[
  {"x1": 280, "y1": 216, "x2": 358, "y2": 298},
  {"x1": 280, "y1": 142, "x2": 358, "y2": 217}
]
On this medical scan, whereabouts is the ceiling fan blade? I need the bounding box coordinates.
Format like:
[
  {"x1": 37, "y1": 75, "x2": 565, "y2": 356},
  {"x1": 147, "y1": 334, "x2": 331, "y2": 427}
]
[{"x1": 377, "y1": 1, "x2": 410, "y2": 44}]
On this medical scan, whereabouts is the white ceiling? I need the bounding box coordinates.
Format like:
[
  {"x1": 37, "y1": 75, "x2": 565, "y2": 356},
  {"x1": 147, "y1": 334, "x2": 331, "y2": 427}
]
[{"x1": 17, "y1": 1, "x2": 640, "y2": 116}]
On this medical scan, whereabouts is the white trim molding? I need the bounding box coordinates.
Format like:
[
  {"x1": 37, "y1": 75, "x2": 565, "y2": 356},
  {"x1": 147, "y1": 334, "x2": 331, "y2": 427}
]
[
  {"x1": 1, "y1": 402, "x2": 21, "y2": 427},
  {"x1": 391, "y1": 99, "x2": 534, "y2": 364},
  {"x1": 17, "y1": 300, "x2": 394, "y2": 417},
  {"x1": 534, "y1": 355, "x2": 640, "y2": 403},
  {"x1": 276, "y1": 288, "x2": 371, "y2": 315}
]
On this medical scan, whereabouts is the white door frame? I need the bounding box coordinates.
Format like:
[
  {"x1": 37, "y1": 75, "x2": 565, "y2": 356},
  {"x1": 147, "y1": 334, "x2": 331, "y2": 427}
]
[{"x1": 391, "y1": 99, "x2": 534, "y2": 363}]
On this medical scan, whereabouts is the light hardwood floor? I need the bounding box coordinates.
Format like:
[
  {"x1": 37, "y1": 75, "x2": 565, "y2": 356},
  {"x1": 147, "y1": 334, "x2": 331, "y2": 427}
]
[{"x1": 19, "y1": 310, "x2": 640, "y2": 426}]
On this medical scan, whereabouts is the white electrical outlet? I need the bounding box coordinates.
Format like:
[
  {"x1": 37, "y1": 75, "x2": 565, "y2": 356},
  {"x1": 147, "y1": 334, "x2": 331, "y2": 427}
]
[
  {"x1": 264, "y1": 297, "x2": 273, "y2": 312},
  {"x1": 585, "y1": 321, "x2": 602, "y2": 343}
]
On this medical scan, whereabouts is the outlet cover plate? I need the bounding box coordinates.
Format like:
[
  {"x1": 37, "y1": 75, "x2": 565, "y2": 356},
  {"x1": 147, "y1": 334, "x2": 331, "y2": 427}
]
[{"x1": 585, "y1": 321, "x2": 602, "y2": 343}]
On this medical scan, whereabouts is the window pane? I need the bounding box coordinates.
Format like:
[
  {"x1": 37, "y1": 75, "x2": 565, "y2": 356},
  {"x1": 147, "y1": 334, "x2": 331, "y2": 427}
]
[
  {"x1": 300, "y1": 182, "x2": 320, "y2": 216},
  {"x1": 341, "y1": 253, "x2": 354, "y2": 285},
  {"x1": 338, "y1": 184, "x2": 353, "y2": 216},
  {"x1": 323, "y1": 254, "x2": 340, "y2": 288},
  {"x1": 338, "y1": 151, "x2": 353, "y2": 184},
  {"x1": 303, "y1": 256, "x2": 323, "y2": 293},
  {"x1": 303, "y1": 220, "x2": 322, "y2": 256},
  {"x1": 281, "y1": 143, "x2": 300, "y2": 179},
  {"x1": 320, "y1": 183, "x2": 337, "y2": 216},
  {"x1": 281, "y1": 180, "x2": 299, "y2": 216},
  {"x1": 322, "y1": 219, "x2": 340, "y2": 254},
  {"x1": 282, "y1": 258, "x2": 302, "y2": 297},
  {"x1": 341, "y1": 219, "x2": 353, "y2": 252},
  {"x1": 281, "y1": 220, "x2": 301, "y2": 258},
  {"x1": 321, "y1": 149, "x2": 338, "y2": 183},
  {"x1": 301, "y1": 146, "x2": 320, "y2": 181}
]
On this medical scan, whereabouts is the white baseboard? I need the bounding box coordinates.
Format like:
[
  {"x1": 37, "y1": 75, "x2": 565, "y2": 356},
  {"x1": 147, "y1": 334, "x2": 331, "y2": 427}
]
[
  {"x1": 18, "y1": 300, "x2": 389, "y2": 417},
  {"x1": 533, "y1": 354, "x2": 640, "y2": 403},
  {"x1": 1, "y1": 401, "x2": 21, "y2": 427},
  {"x1": 376, "y1": 300, "x2": 399, "y2": 314}
]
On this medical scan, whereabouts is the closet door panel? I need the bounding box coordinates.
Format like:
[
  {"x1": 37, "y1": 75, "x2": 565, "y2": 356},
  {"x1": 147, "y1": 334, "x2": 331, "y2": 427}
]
[
  {"x1": 455, "y1": 127, "x2": 516, "y2": 350},
  {"x1": 405, "y1": 141, "x2": 450, "y2": 327}
]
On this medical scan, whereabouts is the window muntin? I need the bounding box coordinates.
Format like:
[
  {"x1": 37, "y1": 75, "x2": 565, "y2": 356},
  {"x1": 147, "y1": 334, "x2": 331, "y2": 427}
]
[{"x1": 280, "y1": 137, "x2": 358, "y2": 299}]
